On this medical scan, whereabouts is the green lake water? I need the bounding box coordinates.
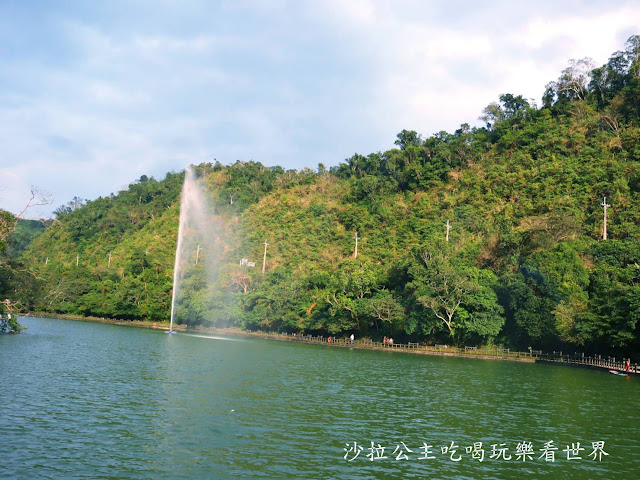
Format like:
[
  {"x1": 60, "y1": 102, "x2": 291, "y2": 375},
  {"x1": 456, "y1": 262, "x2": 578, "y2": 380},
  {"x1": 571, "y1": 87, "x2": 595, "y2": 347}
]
[{"x1": 1, "y1": 316, "x2": 638, "y2": 479}]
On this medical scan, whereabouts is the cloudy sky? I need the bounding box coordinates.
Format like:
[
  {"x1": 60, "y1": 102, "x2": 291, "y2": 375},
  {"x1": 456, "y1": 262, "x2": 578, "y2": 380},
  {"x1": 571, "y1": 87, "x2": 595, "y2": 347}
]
[{"x1": 1, "y1": 0, "x2": 638, "y2": 216}]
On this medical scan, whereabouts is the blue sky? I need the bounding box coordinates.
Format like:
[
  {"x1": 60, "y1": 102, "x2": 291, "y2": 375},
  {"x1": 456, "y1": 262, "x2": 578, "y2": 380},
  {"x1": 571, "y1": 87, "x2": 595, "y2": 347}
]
[{"x1": 1, "y1": 0, "x2": 638, "y2": 216}]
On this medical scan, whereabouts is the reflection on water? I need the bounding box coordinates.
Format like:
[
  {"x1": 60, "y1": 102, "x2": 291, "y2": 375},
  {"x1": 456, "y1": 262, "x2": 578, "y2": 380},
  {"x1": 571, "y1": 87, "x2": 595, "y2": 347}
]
[
  {"x1": 179, "y1": 333, "x2": 246, "y2": 341},
  {"x1": 1, "y1": 317, "x2": 638, "y2": 479}
]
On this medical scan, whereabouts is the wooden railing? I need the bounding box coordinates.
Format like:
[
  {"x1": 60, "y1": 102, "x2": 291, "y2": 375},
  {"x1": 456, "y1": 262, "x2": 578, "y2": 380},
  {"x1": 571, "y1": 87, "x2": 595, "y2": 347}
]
[
  {"x1": 239, "y1": 331, "x2": 638, "y2": 373},
  {"x1": 261, "y1": 334, "x2": 535, "y2": 357},
  {"x1": 536, "y1": 351, "x2": 638, "y2": 373}
]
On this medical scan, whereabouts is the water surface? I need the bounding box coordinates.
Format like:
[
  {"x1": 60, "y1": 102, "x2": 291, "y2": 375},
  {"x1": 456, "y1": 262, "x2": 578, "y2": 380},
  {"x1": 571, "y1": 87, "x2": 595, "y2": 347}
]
[{"x1": 1, "y1": 317, "x2": 638, "y2": 479}]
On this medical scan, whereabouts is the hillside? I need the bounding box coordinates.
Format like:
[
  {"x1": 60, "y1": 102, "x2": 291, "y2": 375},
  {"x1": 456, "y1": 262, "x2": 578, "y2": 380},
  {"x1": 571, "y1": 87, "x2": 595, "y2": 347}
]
[{"x1": 8, "y1": 36, "x2": 640, "y2": 357}]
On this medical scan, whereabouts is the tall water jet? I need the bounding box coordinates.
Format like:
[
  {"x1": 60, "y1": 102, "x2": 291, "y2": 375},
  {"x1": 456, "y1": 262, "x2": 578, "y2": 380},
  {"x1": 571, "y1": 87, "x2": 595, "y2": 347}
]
[{"x1": 169, "y1": 166, "x2": 214, "y2": 332}]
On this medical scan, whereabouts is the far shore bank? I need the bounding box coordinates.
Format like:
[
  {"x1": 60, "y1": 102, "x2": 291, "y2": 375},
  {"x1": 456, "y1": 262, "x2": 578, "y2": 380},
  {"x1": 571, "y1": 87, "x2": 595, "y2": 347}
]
[
  {"x1": 24, "y1": 312, "x2": 530, "y2": 362},
  {"x1": 24, "y1": 312, "x2": 187, "y2": 331},
  {"x1": 22, "y1": 313, "x2": 638, "y2": 376}
]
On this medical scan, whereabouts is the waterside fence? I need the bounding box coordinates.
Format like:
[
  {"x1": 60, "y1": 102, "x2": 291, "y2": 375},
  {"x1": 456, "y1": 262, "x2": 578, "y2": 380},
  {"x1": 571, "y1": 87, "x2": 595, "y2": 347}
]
[{"x1": 217, "y1": 330, "x2": 639, "y2": 375}]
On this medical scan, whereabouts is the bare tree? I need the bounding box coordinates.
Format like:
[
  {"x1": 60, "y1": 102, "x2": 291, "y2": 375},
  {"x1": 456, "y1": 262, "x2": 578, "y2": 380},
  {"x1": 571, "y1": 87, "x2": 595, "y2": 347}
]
[
  {"x1": 15, "y1": 186, "x2": 53, "y2": 220},
  {"x1": 1, "y1": 186, "x2": 52, "y2": 237},
  {"x1": 557, "y1": 58, "x2": 595, "y2": 100},
  {"x1": 229, "y1": 269, "x2": 250, "y2": 294},
  {"x1": 0, "y1": 186, "x2": 53, "y2": 271},
  {"x1": 626, "y1": 35, "x2": 640, "y2": 78}
]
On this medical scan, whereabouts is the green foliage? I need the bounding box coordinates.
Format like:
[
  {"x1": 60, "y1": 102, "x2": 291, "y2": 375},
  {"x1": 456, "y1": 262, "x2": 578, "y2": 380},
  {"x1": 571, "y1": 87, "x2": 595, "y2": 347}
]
[
  {"x1": 579, "y1": 240, "x2": 640, "y2": 351},
  {"x1": 1, "y1": 212, "x2": 40, "y2": 333},
  {"x1": 0, "y1": 210, "x2": 15, "y2": 254},
  {"x1": 12, "y1": 37, "x2": 640, "y2": 358},
  {"x1": 407, "y1": 242, "x2": 504, "y2": 343},
  {"x1": 0, "y1": 314, "x2": 23, "y2": 333},
  {"x1": 7, "y1": 219, "x2": 46, "y2": 256}
]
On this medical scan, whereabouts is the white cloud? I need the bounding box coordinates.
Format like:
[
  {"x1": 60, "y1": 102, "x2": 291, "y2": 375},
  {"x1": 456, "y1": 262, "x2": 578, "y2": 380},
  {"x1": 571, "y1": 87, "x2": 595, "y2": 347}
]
[
  {"x1": 320, "y1": 0, "x2": 377, "y2": 26},
  {"x1": 521, "y1": 8, "x2": 637, "y2": 55},
  {"x1": 310, "y1": 0, "x2": 640, "y2": 139},
  {"x1": 1, "y1": 0, "x2": 638, "y2": 216},
  {"x1": 134, "y1": 34, "x2": 220, "y2": 53},
  {"x1": 85, "y1": 82, "x2": 151, "y2": 107}
]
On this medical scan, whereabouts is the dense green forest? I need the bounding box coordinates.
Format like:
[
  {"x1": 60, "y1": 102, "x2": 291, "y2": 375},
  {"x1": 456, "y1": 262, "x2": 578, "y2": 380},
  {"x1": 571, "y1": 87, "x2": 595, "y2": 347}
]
[{"x1": 2, "y1": 36, "x2": 639, "y2": 357}]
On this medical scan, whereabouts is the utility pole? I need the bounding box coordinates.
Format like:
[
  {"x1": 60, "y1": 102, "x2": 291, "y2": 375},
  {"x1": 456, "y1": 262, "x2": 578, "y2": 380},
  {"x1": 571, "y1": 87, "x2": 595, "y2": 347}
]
[
  {"x1": 602, "y1": 196, "x2": 610, "y2": 240},
  {"x1": 76, "y1": 255, "x2": 79, "y2": 266},
  {"x1": 195, "y1": 244, "x2": 201, "y2": 265},
  {"x1": 445, "y1": 220, "x2": 451, "y2": 242},
  {"x1": 354, "y1": 231, "x2": 360, "y2": 259},
  {"x1": 262, "y1": 240, "x2": 268, "y2": 274},
  {"x1": 108, "y1": 251, "x2": 112, "y2": 268}
]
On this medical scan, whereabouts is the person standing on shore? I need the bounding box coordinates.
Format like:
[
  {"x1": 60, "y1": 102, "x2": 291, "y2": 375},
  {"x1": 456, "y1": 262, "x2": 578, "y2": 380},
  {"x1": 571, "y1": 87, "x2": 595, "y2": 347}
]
[{"x1": 350, "y1": 333, "x2": 354, "y2": 345}]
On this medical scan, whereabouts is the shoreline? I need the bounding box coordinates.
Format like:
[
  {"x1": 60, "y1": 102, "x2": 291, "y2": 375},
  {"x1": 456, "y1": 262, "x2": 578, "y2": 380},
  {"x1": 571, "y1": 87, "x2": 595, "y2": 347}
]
[
  {"x1": 192, "y1": 326, "x2": 540, "y2": 363},
  {"x1": 25, "y1": 312, "x2": 533, "y2": 363},
  {"x1": 23, "y1": 312, "x2": 187, "y2": 331},
  {"x1": 24, "y1": 312, "x2": 530, "y2": 362},
  {"x1": 22, "y1": 313, "x2": 638, "y2": 375}
]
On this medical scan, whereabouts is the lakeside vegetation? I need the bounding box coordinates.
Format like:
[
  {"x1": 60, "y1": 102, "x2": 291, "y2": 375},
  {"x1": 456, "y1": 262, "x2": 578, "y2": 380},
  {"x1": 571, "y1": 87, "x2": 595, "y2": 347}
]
[{"x1": 1, "y1": 37, "x2": 639, "y2": 359}]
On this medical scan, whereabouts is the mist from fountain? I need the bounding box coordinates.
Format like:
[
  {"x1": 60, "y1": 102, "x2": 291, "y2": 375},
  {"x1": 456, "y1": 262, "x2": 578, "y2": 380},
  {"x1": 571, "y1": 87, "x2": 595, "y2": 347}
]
[{"x1": 169, "y1": 166, "x2": 213, "y2": 332}]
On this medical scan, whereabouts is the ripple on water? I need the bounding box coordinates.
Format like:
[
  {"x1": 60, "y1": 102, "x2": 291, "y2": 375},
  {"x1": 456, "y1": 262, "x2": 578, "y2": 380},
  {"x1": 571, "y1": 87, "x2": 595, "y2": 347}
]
[{"x1": 1, "y1": 317, "x2": 639, "y2": 479}]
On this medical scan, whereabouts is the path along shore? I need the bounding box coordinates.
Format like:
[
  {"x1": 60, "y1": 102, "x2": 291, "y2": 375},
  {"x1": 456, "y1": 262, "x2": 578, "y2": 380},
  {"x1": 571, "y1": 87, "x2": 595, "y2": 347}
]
[{"x1": 24, "y1": 313, "x2": 638, "y2": 376}]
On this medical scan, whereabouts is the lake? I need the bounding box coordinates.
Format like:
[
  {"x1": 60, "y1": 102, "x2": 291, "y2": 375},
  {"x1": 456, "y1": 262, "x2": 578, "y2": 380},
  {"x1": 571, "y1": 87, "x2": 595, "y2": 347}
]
[{"x1": 1, "y1": 316, "x2": 638, "y2": 479}]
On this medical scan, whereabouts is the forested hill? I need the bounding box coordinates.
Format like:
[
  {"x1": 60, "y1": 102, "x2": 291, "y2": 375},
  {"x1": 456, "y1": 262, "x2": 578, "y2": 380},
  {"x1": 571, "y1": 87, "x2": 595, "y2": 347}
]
[{"x1": 5, "y1": 36, "x2": 640, "y2": 356}]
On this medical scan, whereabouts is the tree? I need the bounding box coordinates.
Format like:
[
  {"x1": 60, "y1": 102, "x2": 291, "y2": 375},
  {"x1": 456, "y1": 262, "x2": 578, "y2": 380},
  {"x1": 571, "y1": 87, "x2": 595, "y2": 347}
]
[
  {"x1": 480, "y1": 94, "x2": 532, "y2": 129},
  {"x1": 625, "y1": 35, "x2": 640, "y2": 78},
  {"x1": 0, "y1": 299, "x2": 24, "y2": 333},
  {"x1": 15, "y1": 187, "x2": 53, "y2": 220},
  {"x1": 414, "y1": 250, "x2": 474, "y2": 340},
  {"x1": 394, "y1": 130, "x2": 423, "y2": 150},
  {"x1": 325, "y1": 259, "x2": 381, "y2": 334},
  {"x1": 456, "y1": 269, "x2": 505, "y2": 342},
  {"x1": 54, "y1": 197, "x2": 86, "y2": 218},
  {"x1": 589, "y1": 52, "x2": 627, "y2": 108},
  {"x1": 0, "y1": 210, "x2": 14, "y2": 250},
  {"x1": 580, "y1": 241, "x2": 640, "y2": 352},
  {"x1": 364, "y1": 289, "x2": 405, "y2": 332},
  {"x1": 229, "y1": 269, "x2": 251, "y2": 294},
  {"x1": 1, "y1": 186, "x2": 52, "y2": 333},
  {"x1": 556, "y1": 58, "x2": 595, "y2": 100}
]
